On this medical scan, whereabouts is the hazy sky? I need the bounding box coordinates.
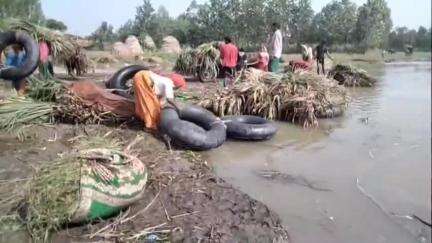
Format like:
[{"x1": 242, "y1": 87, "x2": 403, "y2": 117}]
[{"x1": 41, "y1": 0, "x2": 431, "y2": 36}]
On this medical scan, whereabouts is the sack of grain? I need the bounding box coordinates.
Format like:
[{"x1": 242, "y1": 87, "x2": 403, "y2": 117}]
[{"x1": 161, "y1": 36, "x2": 181, "y2": 54}]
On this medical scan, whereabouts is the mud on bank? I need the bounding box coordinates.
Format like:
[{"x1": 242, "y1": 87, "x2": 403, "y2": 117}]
[{"x1": 0, "y1": 124, "x2": 288, "y2": 242}]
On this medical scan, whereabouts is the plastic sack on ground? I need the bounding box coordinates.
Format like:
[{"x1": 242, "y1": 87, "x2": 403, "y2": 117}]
[{"x1": 71, "y1": 149, "x2": 148, "y2": 223}]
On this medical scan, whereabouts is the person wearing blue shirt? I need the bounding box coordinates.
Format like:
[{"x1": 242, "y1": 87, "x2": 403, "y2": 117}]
[{"x1": 4, "y1": 45, "x2": 27, "y2": 92}]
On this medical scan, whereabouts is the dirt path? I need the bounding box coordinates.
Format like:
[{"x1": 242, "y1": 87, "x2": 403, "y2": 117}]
[{"x1": 0, "y1": 124, "x2": 289, "y2": 242}]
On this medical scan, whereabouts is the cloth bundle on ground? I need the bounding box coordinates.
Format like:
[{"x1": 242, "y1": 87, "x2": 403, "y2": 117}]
[{"x1": 67, "y1": 81, "x2": 135, "y2": 118}]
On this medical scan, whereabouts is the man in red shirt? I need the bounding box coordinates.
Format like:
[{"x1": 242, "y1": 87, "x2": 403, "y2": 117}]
[{"x1": 219, "y1": 37, "x2": 238, "y2": 80}]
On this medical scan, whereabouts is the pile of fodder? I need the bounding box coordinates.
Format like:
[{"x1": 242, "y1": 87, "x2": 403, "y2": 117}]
[
  {"x1": 0, "y1": 96, "x2": 55, "y2": 139},
  {"x1": 0, "y1": 136, "x2": 148, "y2": 242},
  {"x1": 200, "y1": 68, "x2": 349, "y2": 127},
  {"x1": 0, "y1": 77, "x2": 129, "y2": 138},
  {"x1": 174, "y1": 43, "x2": 220, "y2": 81},
  {"x1": 7, "y1": 19, "x2": 90, "y2": 77},
  {"x1": 328, "y1": 64, "x2": 377, "y2": 87},
  {"x1": 7, "y1": 19, "x2": 77, "y2": 60}
]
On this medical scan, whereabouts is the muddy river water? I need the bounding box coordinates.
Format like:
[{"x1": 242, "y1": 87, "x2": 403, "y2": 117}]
[{"x1": 206, "y1": 62, "x2": 431, "y2": 243}]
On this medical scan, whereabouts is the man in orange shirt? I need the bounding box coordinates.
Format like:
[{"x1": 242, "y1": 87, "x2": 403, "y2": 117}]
[{"x1": 219, "y1": 37, "x2": 238, "y2": 82}]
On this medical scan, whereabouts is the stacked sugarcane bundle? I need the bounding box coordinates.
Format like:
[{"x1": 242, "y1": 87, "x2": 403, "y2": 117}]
[
  {"x1": 328, "y1": 64, "x2": 377, "y2": 87},
  {"x1": 200, "y1": 68, "x2": 349, "y2": 127},
  {"x1": 174, "y1": 43, "x2": 220, "y2": 81}
]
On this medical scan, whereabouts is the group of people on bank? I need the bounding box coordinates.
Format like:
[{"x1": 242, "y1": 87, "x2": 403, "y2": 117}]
[{"x1": 217, "y1": 22, "x2": 333, "y2": 79}]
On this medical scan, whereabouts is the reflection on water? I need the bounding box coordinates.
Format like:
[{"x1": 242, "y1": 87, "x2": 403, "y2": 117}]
[{"x1": 206, "y1": 62, "x2": 431, "y2": 243}]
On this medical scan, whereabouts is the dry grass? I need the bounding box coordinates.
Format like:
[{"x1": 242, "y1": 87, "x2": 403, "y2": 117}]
[
  {"x1": 200, "y1": 68, "x2": 349, "y2": 127},
  {"x1": 328, "y1": 64, "x2": 377, "y2": 87}
]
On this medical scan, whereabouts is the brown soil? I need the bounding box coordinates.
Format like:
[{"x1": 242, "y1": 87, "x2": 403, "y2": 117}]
[{"x1": 0, "y1": 124, "x2": 289, "y2": 243}]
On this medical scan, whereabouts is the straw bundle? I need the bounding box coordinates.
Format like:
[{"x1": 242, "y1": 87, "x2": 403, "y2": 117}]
[
  {"x1": 174, "y1": 43, "x2": 220, "y2": 81},
  {"x1": 25, "y1": 155, "x2": 82, "y2": 242},
  {"x1": 54, "y1": 89, "x2": 123, "y2": 125},
  {"x1": 0, "y1": 97, "x2": 54, "y2": 138},
  {"x1": 328, "y1": 64, "x2": 377, "y2": 87},
  {"x1": 7, "y1": 19, "x2": 77, "y2": 59},
  {"x1": 200, "y1": 68, "x2": 349, "y2": 127}
]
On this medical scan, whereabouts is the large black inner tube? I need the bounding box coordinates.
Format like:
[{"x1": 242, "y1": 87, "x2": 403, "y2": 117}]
[
  {"x1": 105, "y1": 65, "x2": 149, "y2": 89},
  {"x1": 160, "y1": 105, "x2": 226, "y2": 151},
  {"x1": 0, "y1": 31, "x2": 39, "y2": 81},
  {"x1": 222, "y1": 115, "x2": 278, "y2": 140}
]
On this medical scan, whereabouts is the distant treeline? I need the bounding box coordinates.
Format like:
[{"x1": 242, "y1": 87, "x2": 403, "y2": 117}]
[{"x1": 1, "y1": 0, "x2": 430, "y2": 52}]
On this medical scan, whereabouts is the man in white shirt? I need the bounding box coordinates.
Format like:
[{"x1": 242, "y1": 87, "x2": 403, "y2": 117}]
[{"x1": 269, "y1": 22, "x2": 283, "y2": 73}]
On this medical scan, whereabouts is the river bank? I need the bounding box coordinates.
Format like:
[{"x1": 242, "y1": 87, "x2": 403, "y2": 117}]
[{"x1": 0, "y1": 124, "x2": 288, "y2": 242}]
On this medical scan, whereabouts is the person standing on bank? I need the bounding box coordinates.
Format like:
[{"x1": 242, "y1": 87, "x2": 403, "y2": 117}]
[
  {"x1": 219, "y1": 36, "x2": 238, "y2": 86},
  {"x1": 269, "y1": 22, "x2": 283, "y2": 73},
  {"x1": 314, "y1": 40, "x2": 333, "y2": 75}
]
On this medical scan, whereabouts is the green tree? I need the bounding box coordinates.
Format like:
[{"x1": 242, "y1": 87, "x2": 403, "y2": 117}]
[
  {"x1": 148, "y1": 6, "x2": 174, "y2": 45},
  {"x1": 291, "y1": 0, "x2": 314, "y2": 44},
  {"x1": 236, "y1": 0, "x2": 268, "y2": 47},
  {"x1": 91, "y1": 21, "x2": 115, "y2": 50},
  {"x1": 45, "y1": 18, "x2": 67, "y2": 31},
  {"x1": 415, "y1": 26, "x2": 431, "y2": 51},
  {"x1": 0, "y1": 0, "x2": 44, "y2": 23},
  {"x1": 312, "y1": 0, "x2": 357, "y2": 44},
  {"x1": 354, "y1": 0, "x2": 392, "y2": 48},
  {"x1": 134, "y1": 0, "x2": 155, "y2": 34},
  {"x1": 117, "y1": 20, "x2": 137, "y2": 41}
]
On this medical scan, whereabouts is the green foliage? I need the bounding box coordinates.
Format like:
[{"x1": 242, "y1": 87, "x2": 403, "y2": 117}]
[
  {"x1": 112, "y1": 0, "x2": 426, "y2": 53},
  {"x1": 45, "y1": 18, "x2": 67, "y2": 31},
  {"x1": 388, "y1": 26, "x2": 431, "y2": 51},
  {"x1": 0, "y1": 0, "x2": 45, "y2": 24},
  {"x1": 90, "y1": 21, "x2": 115, "y2": 50},
  {"x1": 312, "y1": 0, "x2": 357, "y2": 44},
  {"x1": 354, "y1": 0, "x2": 392, "y2": 48}
]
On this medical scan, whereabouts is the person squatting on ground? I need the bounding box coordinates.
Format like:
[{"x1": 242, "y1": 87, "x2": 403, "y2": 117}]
[
  {"x1": 219, "y1": 36, "x2": 239, "y2": 86},
  {"x1": 269, "y1": 22, "x2": 283, "y2": 73},
  {"x1": 314, "y1": 40, "x2": 333, "y2": 75}
]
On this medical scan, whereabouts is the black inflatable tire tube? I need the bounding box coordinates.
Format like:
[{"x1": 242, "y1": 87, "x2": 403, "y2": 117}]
[
  {"x1": 222, "y1": 115, "x2": 278, "y2": 140},
  {"x1": 160, "y1": 106, "x2": 226, "y2": 151},
  {"x1": 0, "y1": 31, "x2": 39, "y2": 80},
  {"x1": 105, "y1": 65, "x2": 149, "y2": 89}
]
